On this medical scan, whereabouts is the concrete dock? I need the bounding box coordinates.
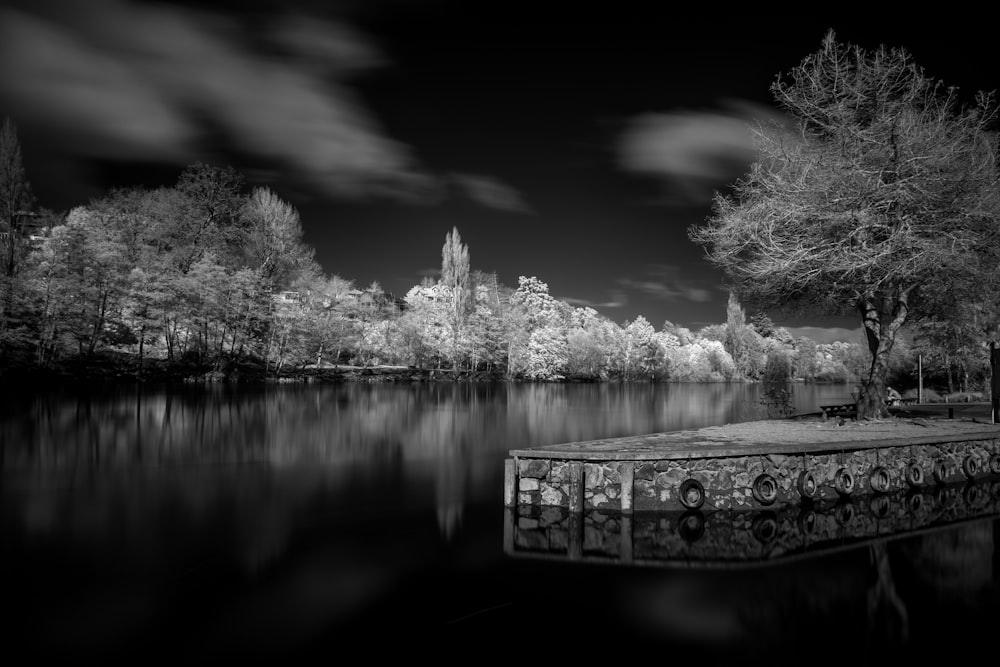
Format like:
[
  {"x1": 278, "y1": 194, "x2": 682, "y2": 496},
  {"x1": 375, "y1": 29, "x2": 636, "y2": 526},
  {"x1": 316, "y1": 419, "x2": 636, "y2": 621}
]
[{"x1": 504, "y1": 412, "x2": 1000, "y2": 513}]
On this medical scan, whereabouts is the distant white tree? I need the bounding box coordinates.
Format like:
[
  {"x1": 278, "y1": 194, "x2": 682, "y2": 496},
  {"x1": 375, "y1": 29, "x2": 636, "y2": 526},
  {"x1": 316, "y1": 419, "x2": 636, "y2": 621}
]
[
  {"x1": 522, "y1": 325, "x2": 568, "y2": 380},
  {"x1": 653, "y1": 329, "x2": 681, "y2": 378},
  {"x1": 665, "y1": 337, "x2": 737, "y2": 381},
  {"x1": 509, "y1": 276, "x2": 565, "y2": 329},
  {"x1": 507, "y1": 276, "x2": 569, "y2": 378},
  {"x1": 241, "y1": 186, "x2": 316, "y2": 288},
  {"x1": 401, "y1": 283, "x2": 452, "y2": 367},
  {"x1": 622, "y1": 315, "x2": 659, "y2": 380}
]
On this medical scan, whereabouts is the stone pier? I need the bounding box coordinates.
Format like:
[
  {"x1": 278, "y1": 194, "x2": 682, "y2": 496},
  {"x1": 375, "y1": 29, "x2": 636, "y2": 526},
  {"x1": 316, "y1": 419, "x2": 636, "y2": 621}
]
[{"x1": 505, "y1": 418, "x2": 1000, "y2": 513}]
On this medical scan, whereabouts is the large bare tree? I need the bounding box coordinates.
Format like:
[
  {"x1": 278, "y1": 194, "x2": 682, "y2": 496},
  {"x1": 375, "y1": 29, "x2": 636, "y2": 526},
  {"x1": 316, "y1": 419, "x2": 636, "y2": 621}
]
[{"x1": 690, "y1": 31, "x2": 1000, "y2": 418}]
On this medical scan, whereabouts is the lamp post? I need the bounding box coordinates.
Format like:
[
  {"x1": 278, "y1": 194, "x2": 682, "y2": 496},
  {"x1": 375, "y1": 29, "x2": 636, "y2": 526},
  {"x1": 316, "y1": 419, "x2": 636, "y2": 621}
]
[
  {"x1": 991, "y1": 342, "x2": 1000, "y2": 424},
  {"x1": 917, "y1": 354, "x2": 923, "y2": 404}
]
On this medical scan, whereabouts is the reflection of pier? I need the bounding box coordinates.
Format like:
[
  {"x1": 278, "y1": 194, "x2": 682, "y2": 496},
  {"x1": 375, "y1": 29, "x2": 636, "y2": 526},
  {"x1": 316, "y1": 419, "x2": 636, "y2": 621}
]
[{"x1": 503, "y1": 479, "x2": 1000, "y2": 568}]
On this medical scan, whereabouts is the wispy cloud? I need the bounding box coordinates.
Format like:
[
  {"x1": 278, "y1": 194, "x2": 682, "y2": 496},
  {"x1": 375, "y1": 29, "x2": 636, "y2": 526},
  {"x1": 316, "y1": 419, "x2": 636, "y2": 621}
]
[
  {"x1": 784, "y1": 326, "x2": 863, "y2": 345},
  {"x1": 616, "y1": 99, "x2": 788, "y2": 205},
  {"x1": 449, "y1": 173, "x2": 533, "y2": 214},
  {"x1": 0, "y1": 1, "x2": 428, "y2": 199},
  {"x1": 616, "y1": 264, "x2": 716, "y2": 303},
  {"x1": 561, "y1": 290, "x2": 628, "y2": 309}
]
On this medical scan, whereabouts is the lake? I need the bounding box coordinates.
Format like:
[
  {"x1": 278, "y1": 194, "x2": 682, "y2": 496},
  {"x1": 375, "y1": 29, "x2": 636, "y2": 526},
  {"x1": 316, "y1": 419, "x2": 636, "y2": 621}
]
[{"x1": 2, "y1": 381, "x2": 998, "y2": 664}]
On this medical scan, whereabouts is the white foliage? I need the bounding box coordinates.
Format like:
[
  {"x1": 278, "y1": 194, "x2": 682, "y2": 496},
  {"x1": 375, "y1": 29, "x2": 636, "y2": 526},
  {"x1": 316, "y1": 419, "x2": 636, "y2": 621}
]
[
  {"x1": 510, "y1": 276, "x2": 565, "y2": 330},
  {"x1": 522, "y1": 325, "x2": 568, "y2": 380}
]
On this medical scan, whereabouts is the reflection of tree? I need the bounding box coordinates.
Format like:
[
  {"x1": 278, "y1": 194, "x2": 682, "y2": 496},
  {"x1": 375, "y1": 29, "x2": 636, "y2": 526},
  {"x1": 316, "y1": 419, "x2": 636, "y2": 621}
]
[
  {"x1": 435, "y1": 501, "x2": 463, "y2": 542},
  {"x1": 3, "y1": 383, "x2": 853, "y2": 472},
  {"x1": 896, "y1": 520, "x2": 995, "y2": 604},
  {"x1": 866, "y1": 541, "x2": 909, "y2": 647}
]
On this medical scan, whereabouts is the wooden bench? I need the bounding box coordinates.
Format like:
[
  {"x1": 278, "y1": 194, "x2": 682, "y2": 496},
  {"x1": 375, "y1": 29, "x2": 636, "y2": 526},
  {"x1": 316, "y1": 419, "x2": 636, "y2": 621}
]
[
  {"x1": 820, "y1": 403, "x2": 856, "y2": 418},
  {"x1": 822, "y1": 397, "x2": 917, "y2": 417}
]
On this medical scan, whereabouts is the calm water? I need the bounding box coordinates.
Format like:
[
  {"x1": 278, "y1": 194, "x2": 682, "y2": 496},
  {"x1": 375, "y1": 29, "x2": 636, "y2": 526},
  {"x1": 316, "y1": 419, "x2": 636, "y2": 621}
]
[{"x1": 2, "y1": 381, "x2": 998, "y2": 664}]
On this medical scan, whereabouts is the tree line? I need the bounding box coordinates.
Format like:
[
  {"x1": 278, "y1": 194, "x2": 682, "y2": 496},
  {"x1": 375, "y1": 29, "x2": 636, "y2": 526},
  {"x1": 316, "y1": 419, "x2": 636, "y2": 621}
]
[
  {"x1": 1, "y1": 48, "x2": 994, "y2": 393},
  {"x1": 0, "y1": 115, "x2": 880, "y2": 384}
]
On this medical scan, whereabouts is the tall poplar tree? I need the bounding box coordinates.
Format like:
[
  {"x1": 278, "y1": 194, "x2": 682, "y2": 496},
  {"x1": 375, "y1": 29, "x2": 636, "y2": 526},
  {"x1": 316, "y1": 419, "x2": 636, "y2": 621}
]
[{"x1": 440, "y1": 226, "x2": 472, "y2": 374}]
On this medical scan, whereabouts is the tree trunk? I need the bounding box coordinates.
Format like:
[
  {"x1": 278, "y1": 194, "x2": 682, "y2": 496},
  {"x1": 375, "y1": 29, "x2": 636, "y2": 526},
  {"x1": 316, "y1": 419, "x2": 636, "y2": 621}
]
[
  {"x1": 88, "y1": 290, "x2": 109, "y2": 356},
  {"x1": 137, "y1": 322, "x2": 145, "y2": 380},
  {"x1": 857, "y1": 291, "x2": 909, "y2": 420}
]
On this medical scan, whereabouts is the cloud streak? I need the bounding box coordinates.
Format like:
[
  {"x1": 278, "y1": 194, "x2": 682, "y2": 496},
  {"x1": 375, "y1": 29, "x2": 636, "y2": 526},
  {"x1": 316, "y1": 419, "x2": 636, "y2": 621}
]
[
  {"x1": 561, "y1": 290, "x2": 628, "y2": 310},
  {"x1": 449, "y1": 173, "x2": 533, "y2": 214},
  {"x1": 616, "y1": 100, "x2": 789, "y2": 205},
  {"x1": 784, "y1": 326, "x2": 863, "y2": 345},
  {"x1": 616, "y1": 264, "x2": 716, "y2": 303},
  {"x1": 0, "y1": 1, "x2": 428, "y2": 199}
]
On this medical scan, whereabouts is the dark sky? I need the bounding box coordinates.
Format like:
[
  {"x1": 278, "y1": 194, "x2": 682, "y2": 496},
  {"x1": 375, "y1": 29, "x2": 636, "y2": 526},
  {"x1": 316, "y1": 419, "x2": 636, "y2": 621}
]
[{"x1": 1, "y1": 1, "x2": 996, "y2": 343}]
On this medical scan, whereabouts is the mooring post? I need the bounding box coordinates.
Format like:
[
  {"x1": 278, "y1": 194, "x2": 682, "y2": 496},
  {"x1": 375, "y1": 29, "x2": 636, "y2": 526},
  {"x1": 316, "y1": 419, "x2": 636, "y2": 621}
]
[
  {"x1": 567, "y1": 512, "x2": 581, "y2": 559},
  {"x1": 620, "y1": 514, "x2": 633, "y2": 564},
  {"x1": 918, "y1": 354, "x2": 923, "y2": 404},
  {"x1": 568, "y1": 461, "x2": 584, "y2": 513},
  {"x1": 503, "y1": 507, "x2": 515, "y2": 555},
  {"x1": 620, "y1": 462, "x2": 634, "y2": 514},
  {"x1": 503, "y1": 458, "x2": 516, "y2": 507},
  {"x1": 991, "y1": 342, "x2": 1000, "y2": 424}
]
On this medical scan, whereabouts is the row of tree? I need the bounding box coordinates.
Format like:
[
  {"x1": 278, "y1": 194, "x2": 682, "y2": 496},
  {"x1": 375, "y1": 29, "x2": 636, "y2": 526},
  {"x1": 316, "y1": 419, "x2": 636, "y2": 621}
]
[
  {"x1": 0, "y1": 121, "x2": 966, "y2": 389},
  {"x1": 0, "y1": 114, "x2": 877, "y2": 384}
]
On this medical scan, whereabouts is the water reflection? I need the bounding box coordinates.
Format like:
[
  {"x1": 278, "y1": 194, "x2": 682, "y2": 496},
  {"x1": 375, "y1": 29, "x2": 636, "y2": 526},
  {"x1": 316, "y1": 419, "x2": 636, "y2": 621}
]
[
  {"x1": 7, "y1": 382, "x2": 992, "y2": 660},
  {"x1": 2, "y1": 382, "x2": 852, "y2": 543},
  {"x1": 506, "y1": 480, "x2": 1000, "y2": 566},
  {"x1": 1, "y1": 382, "x2": 853, "y2": 468},
  {"x1": 507, "y1": 485, "x2": 1000, "y2": 657}
]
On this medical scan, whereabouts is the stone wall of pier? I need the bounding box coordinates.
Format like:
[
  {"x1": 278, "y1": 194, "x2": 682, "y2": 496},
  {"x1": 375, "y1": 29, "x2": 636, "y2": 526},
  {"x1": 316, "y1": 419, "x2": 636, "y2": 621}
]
[{"x1": 507, "y1": 438, "x2": 1000, "y2": 513}]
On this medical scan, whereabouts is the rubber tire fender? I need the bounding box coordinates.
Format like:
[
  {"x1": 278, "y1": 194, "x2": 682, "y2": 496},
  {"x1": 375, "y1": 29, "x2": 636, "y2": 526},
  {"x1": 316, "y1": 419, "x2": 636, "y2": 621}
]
[
  {"x1": 834, "y1": 468, "x2": 855, "y2": 496},
  {"x1": 962, "y1": 455, "x2": 979, "y2": 479},
  {"x1": 905, "y1": 462, "x2": 924, "y2": 487},
  {"x1": 679, "y1": 478, "x2": 705, "y2": 510},
  {"x1": 932, "y1": 461, "x2": 950, "y2": 485},
  {"x1": 752, "y1": 473, "x2": 779, "y2": 505},
  {"x1": 869, "y1": 466, "x2": 891, "y2": 494},
  {"x1": 796, "y1": 470, "x2": 817, "y2": 499}
]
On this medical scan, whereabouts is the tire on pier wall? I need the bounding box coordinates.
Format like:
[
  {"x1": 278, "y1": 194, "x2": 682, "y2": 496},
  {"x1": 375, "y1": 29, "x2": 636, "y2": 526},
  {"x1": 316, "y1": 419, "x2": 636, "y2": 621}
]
[
  {"x1": 869, "y1": 466, "x2": 891, "y2": 494},
  {"x1": 834, "y1": 468, "x2": 856, "y2": 496},
  {"x1": 962, "y1": 455, "x2": 980, "y2": 479},
  {"x1": 933, "y1": 461, "x2": 950, "y2": 485},
  {"x1": 905, "y1": 462, "x2": 925, "y2": 487},
  {"x1": 752, "y1": 473, "x2": 779, "y2": 505},
  {"x1": 797, "y1": 470, "x2": 818, "y2": 500},
  {"x1": 679, "y1": 478, "x2": 706, "y2": 510}
]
